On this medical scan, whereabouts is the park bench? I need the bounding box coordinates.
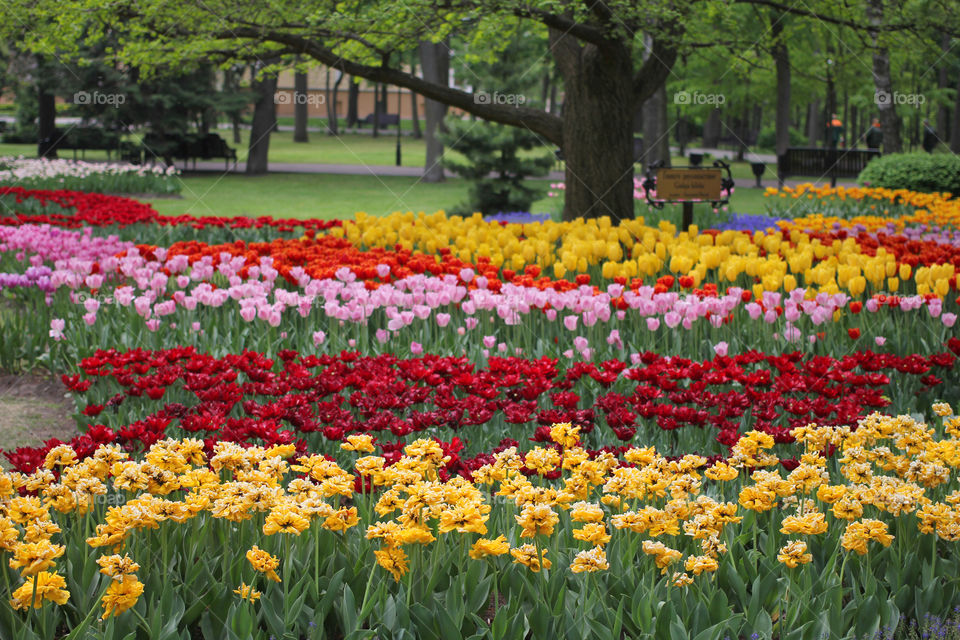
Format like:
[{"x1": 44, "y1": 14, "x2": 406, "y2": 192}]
[
  {"x1": 777, "y1": 147, "x2": 880, "y2": 187},
  {"x1": 142, "y1": 132, "x2": 238, "y2": 170},
  {"x1": 38, "y1": 127, "x2": 131, "y2": 161},
  {"x1": 358, "y1": 113, "x2": 400, "y2": 129}
]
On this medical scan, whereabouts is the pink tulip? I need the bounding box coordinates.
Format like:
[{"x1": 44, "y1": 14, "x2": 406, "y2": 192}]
[
  {"x1": 313, "y1": 331, "x2": 326, "y2": 346},
  {"x1": 646, "y1": 317, "x2": 660, "y2": 331},
  {"x1": 563, "y1": 315, "x2": 579, "y2": 331},
  {"x1": 49, "y1": 318, "x2": 65, "y2": 340},
  {"x1": 875, "y1": 336, "x2": 886, "y2": 346},
  {"x1": 483, "y1": 335, "x2": 496, "y2": 348},
  {"x1": 713, "y1": 341, "x2": 728, "y2": 357},
  {"x1": 411, "y1": 341, "x2": 423, "y2": 354},
  {"x1": 943, "y1": 313, "x2": 957, "y2": 328}
]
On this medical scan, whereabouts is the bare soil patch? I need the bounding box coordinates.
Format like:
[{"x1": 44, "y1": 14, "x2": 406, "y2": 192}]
[{"x1": 0, "y1": 372, "x2": 78, "y2": 464}]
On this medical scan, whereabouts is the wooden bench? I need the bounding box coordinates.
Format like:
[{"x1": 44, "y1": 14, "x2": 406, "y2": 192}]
[
  {"x1": 142, "y1": 133, "x2": 238, "y2": 170},
  {"x1": 777, "y1": 147, "x2": 880, "y2": 187},
  {"x1": 358, "y1": 113, "x2": 400, "y2": 129},
  {"x1": 39, "y1": 127, "x2": 129, "y2": 161}
]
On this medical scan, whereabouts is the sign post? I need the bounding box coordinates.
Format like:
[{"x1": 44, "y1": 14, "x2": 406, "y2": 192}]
[{"x1": 642, "y1": 161, "x2": 735, "y2": 231}]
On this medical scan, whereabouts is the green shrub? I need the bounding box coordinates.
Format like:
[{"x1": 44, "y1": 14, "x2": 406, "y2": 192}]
[
  {"x1": 857, "y1": 152, "x2": 960, "y2": 195},
  {"x1": 440, "y1": 118, "x2": 555, "y2": 216}
]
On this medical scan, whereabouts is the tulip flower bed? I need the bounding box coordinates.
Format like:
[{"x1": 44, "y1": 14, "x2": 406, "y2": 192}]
[
  {"x1": 0, "y1": 187, "x2": 341, "y2": 244},
  {"x1": 4, "y1": 346, "x2": 959, "y2": 478},
  {"x1": 3, "y1": 411, "x2": 960, "y2": 640},
  {"x1": 0, "y1": 157, "x2": 181, "y2": 195},
  {"x1": 1, "y1": 181, "x2": 960, "y2": 638}
]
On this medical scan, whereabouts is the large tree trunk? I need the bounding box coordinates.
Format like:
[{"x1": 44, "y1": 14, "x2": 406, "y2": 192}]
[
  {"x1": 372, "y1": 83, "x2": 382, "y2": 138},
  {"x1": 938, "y1": 33, "x2": 950, "y2": 141},
  {"x1": 346, "y1": 77, "x2": 359, "y2": 127},
  {"x1": 247, "y1": 64, "x2": 278, "y2": 174},
  {"x1": 771, "y1": 14, "x2": 791, "y2": 158},
  {"x1": 867, "y1": 0, "x2": 901, "y2": 153},
  {"x1": 552, "y1": 35, "x2": 635, "y2": 221},
  {"x1": 419, "y1": 39, "x2": 449, "y2": 183},
  {"x1": 294, "y1": 70, "x2": 309, "y2": 143},
  {"x1": 807, "y1": 99, "x2": 821, "y2": 147},
  {"x1": 951, "y1": 72, "x2": 960, "y2": 153},
  {"x1": 703, "y1": 109, "x2": 721, "y2": 148},
  {"x1": 37, "y1": 81, "x2": 57, "y2": 158},
  {"x1": 641, "y1": 84, "x2": 670, "y2": 169},
  {"x1": 410, "y1": 86, "x2": 421, "y2": 139},
  {"x1": 327, "y1": 71, "x2": 343, "y2": 135}
]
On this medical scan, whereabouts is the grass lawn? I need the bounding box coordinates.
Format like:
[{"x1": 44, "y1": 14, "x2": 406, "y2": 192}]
[
  {"x1": 149, "y1": 173, "x2": 483, "y2": 220},
  {"x1": 148, "y1": 171, "x2": 773, "y2": 222}
]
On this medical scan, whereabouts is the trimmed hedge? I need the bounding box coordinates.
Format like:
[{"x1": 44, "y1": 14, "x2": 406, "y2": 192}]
[{"x1": 857, "y1": 152, "x2": 960, "y2": 195}]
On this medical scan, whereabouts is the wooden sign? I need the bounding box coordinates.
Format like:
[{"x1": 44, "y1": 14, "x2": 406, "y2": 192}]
[{"x1": 655, "y1": 168, "x2": 723, "y2": 201}]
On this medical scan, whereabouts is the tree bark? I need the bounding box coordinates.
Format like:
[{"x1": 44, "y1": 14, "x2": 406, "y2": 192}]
[
  {"x1": 37, "y1": 81, "x2": 57, "y2": 158},
  {"x1": 247, "y1": 64, "x2": 278, "y2": 174},
  {"x1": 346, "y1": 77, "x2": 359, "y2": 128},
  {"x1": 294, "y1": 70, "x2": 309, "y2": 143},
  {"x1": 327, "y1": 71, "x2": 343, "y2": 135},
  {"x1": 703, "y1": 109, "x2": 721, "y2": 148},
  {"x1": 771, "y1": 14, "x2": 791, "y2": 157},
  {"x1": 867, "y1": 0, "x2": 902, "y2": 153},
  {"x1": 372, "y1": 82, "x2": 381, "y2": 138},
  {"x1": 419, "y1": 39, "x2": 449, "y2": 183},
  {"x1": 938, "y1": 33, "x2": 950, "y2": 141},
  {"x1": 951, "y1": 72, "x2": 960, "y2": 153},
  {"x1": 552, "y1": 33, "x2": 636, "y2": 221},
  {"x1": 642, "y1": 85, "x2": 670, "y2": 169},
  {"x1": 807, "y1": 98, "x2": 821, "y2": 147},
  {"x1": 410, "y1": 82, "x2": 421, "y2": 139}
]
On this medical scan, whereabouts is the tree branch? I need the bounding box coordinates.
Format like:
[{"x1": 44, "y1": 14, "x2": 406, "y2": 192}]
[
  {"x1": 735, "y1": 0, "x2": 914, "y2": 31},
  {"x1": 633, "y1": 35, "x2": 679, "y2": 105},
  {"x1": 221, "y1": 28, "x2": 564, "y2": 145}
]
